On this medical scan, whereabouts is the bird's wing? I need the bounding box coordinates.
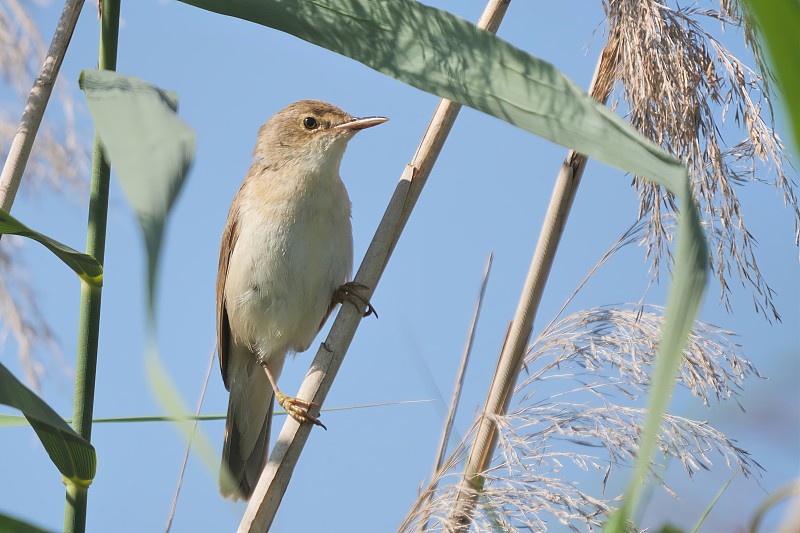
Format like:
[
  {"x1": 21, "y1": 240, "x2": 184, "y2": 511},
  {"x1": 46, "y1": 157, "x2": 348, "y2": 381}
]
[{"x1": 217, "y1": 189, "x2": 242, "y2": 391}]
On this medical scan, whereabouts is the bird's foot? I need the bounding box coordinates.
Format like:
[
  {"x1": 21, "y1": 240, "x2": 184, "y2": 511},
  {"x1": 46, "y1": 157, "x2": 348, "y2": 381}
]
[
  {"x1": 334, "y1": 281, "x2": 378, "y2": 318},
  {"x1": 276, "y1": 392, "x2": 327, "y2": 430}
]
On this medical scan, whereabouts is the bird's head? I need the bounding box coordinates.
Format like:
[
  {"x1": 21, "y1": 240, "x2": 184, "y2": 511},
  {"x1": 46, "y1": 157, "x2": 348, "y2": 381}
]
[{"x1": 253, "y1": 99, "x2": 387, "y2": 172}]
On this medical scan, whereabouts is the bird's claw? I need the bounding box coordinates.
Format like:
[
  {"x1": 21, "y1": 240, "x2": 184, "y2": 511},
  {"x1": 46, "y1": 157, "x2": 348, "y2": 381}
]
[
  {"x1": 276, "y1": 392, "x2": 327, "y2": 430},
  {"x1": 334, "y1": 281, "x2": 378, "y2": 319}
]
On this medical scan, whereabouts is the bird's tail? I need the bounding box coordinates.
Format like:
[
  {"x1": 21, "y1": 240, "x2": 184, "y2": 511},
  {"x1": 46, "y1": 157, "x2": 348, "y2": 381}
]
[{"x1": 220, "y1": 350, "x2": 273, "y2": 501}]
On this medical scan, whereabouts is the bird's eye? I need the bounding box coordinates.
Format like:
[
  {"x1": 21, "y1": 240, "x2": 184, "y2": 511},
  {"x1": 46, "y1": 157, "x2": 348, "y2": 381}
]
[{"x1": 303, "y1": 116, "x2": 318, "y2": 130}]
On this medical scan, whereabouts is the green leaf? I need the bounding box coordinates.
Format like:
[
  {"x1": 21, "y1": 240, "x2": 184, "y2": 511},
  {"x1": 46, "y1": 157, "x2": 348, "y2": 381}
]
[
  {"x1": 180, "y1": 1, "x2": 708, "y2": 526},
  {"x1": 0, "y1": 362, "x2": 96, "y2": 485},
  {"x1": 179, "y1": 0, "x2": 684, "y2": 181},
  {"x1": 742, "y1": 0, "x2": 800, "y2": 154},
  {"x1": 78, "y1": 70, "x2": 207, "y2": 479},
  {"x1": 0, "y1": 513, "x2": 54, "y2": 533},
  {"x1": 0, "y1": 209, "x2": 102, "y2": 287},
  {"x1": 609, "y1": 180, "x2": 707, "y2": 528},
  {"x1": 145, "y1": 343, "x2": 220, "y2": 476},
  {"x1": 690, "y1": 471, "x2": 736, "y2": 533},
  {"x1": 78, "y1": 70, "x2": 196, "y2": 314}
]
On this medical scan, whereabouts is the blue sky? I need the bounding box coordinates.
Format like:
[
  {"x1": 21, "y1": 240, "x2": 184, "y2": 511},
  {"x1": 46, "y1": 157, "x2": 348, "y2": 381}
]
[{"x1": 2, "y1": 1, "x2": 798, "y2": 532}]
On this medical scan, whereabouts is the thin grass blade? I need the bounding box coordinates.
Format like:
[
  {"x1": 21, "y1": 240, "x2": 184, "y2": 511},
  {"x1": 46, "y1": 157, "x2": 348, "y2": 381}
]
[{"x1": 691, "y1": 472, "x2": 736, "y2": 533}]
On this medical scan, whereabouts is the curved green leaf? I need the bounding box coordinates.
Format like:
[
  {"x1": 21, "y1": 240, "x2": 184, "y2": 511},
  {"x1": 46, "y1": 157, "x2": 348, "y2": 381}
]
[
  {"x1": 79, "y1": 70, "x2": 196, "y2": 313},
  {"x1": 0, "y1": 362, "x2": 96, "y2": 485},
  {"x1": 0, "y1": 209, "x2": 102, "y2": 287},
  {"x1": 78, "y1": 70, "x2": 210, "y2": 481},
  {"x1": 179, "y1": 0, "x2": 684, "y2": 182}
]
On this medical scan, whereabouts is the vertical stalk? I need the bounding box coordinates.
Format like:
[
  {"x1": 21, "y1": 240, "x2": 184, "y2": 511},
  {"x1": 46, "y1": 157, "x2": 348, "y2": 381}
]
[
  {"x1": 63, "y1": 2, "x2": 120, "y2": 532},
  {"x1": 448, "y1": 32, "x2": 620, "y2": 531},
  {"x1": 419, "y1": 253, "x2": 493, "y2": 533}
]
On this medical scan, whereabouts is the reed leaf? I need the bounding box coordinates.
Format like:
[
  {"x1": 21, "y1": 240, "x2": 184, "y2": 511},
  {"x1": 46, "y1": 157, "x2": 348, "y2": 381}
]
[
  {"x1": 79, "y1": 69, "x2": 204, "y2": 483},
  {"x1": 0, "y1": 209, "x2": 102, "y2": 286},
  {"x1": 78, "y1": 69, "x2": 196, "y2": 312},
  {"x1": 0, "y1": 362, "x2": 96, "y2": 485}
]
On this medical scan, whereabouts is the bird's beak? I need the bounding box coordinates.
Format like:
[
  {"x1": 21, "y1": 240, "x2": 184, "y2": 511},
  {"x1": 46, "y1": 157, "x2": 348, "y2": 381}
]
[{"x1": 333, "y1": 116, "x2": 389, "y2": 132}]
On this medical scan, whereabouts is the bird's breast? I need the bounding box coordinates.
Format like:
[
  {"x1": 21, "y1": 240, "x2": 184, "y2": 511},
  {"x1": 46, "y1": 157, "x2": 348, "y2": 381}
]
[{"x1": 225, "y1": 170, "x2": 353, "y2": 360}]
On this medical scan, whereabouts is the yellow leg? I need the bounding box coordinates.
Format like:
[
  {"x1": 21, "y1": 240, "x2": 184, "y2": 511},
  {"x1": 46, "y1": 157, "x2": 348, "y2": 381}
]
[{"x1": 262, "y1": 364, "x2": 326, "y2": 430}]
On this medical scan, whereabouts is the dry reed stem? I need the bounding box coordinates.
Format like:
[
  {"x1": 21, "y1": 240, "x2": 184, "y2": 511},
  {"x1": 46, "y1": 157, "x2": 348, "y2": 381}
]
[
  {"x1": 447, "y1": 30, "x2": 621, "y2": 532},
  {"x1": 0, "y1": 0, "x2": 87, "y2": 211},
  {"x1": 236, "y1": 2, "x2": 512, "y2": 531}
]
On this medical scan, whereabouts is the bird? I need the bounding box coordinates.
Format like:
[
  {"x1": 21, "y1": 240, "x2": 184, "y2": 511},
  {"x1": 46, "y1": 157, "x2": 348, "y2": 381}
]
[{"x1": 216, "y1": 99, "x2": 387, "y2": 501}]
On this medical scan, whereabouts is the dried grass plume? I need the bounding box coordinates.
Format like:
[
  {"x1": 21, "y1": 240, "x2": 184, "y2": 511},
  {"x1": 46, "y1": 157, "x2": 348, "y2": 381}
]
[{"x1": 602, "y1": 0, "x2": 798, "y2": 320}]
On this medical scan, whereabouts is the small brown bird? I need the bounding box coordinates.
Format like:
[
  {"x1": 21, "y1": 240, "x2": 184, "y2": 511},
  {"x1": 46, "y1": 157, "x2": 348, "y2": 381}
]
[{"x1": 216, "y1": 100, "x2": 387, "y2": 500}]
